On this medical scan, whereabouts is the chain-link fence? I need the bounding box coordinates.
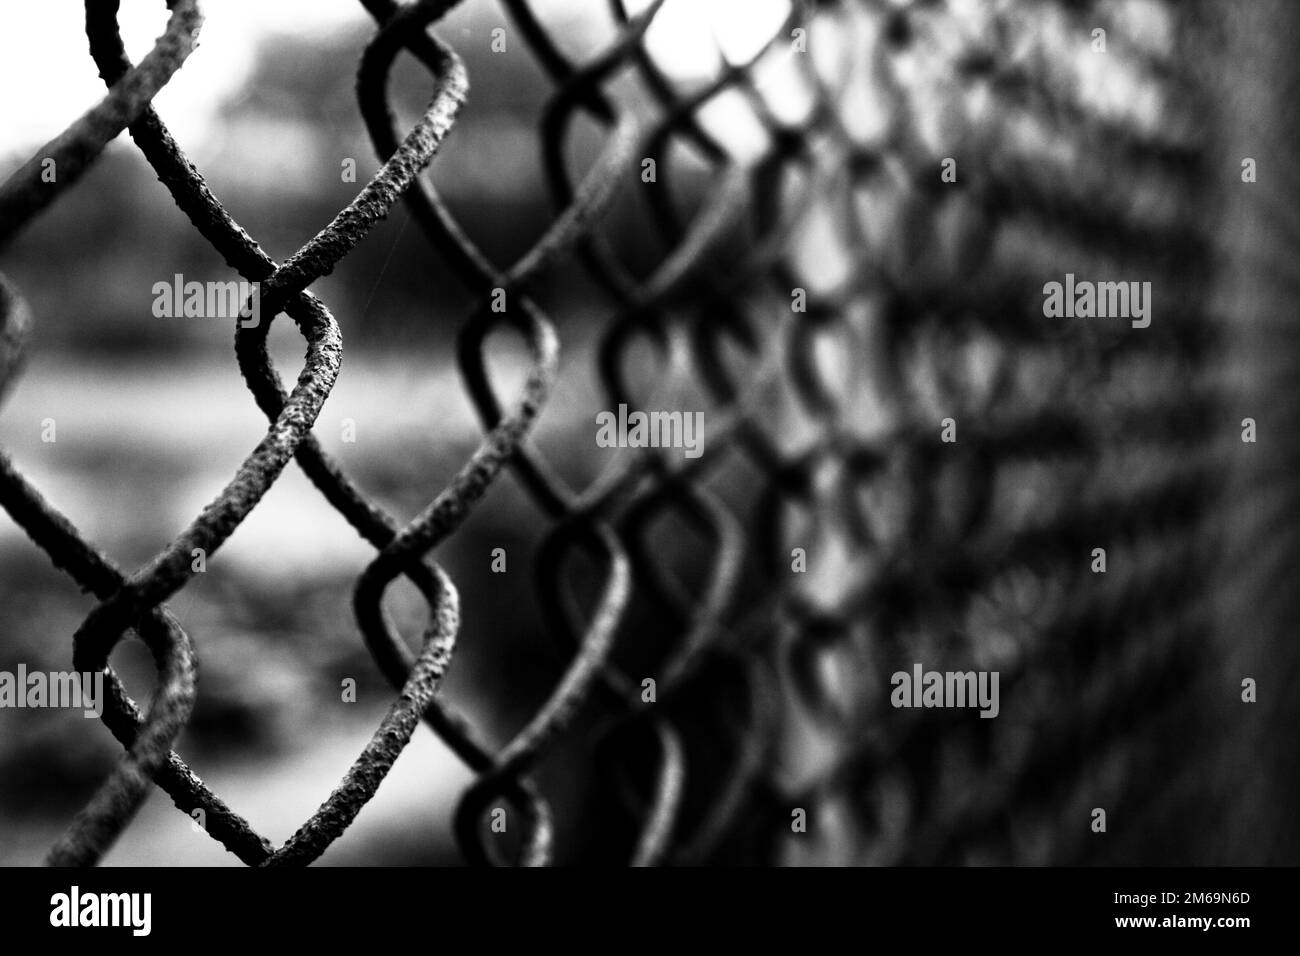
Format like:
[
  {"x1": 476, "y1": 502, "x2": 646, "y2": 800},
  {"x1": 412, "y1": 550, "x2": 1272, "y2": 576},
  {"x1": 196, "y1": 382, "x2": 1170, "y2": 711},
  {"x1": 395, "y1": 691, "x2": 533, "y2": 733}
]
[{"x1": 0, "y1": 0, "x2": 1294, "y2": 866}]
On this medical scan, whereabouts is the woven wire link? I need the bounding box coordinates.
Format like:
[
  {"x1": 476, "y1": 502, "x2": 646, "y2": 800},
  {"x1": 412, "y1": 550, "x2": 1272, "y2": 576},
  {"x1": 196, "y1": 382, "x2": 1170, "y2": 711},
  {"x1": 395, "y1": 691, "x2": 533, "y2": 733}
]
[{"x1": 0, "y1": 0, "x2": 1252, "y2": 865}]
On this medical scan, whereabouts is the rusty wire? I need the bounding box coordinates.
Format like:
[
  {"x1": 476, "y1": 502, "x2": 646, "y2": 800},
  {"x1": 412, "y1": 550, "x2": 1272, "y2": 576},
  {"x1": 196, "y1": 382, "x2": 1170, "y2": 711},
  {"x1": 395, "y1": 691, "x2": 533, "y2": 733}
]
[{"x1": 0, "y1": 0, "x2": 1259, "y2": 866}]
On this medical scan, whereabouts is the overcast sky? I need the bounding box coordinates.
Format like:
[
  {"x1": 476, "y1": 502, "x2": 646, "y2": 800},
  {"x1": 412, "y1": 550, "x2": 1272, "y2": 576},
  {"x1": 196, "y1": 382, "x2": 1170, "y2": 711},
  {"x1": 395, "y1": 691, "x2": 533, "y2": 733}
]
[
  {"x1": 1, "y1": 0, "x2": 792, "y2": 153},
  {"x1": 0, "y1": 0, "x2": 371, "y2": 157}
]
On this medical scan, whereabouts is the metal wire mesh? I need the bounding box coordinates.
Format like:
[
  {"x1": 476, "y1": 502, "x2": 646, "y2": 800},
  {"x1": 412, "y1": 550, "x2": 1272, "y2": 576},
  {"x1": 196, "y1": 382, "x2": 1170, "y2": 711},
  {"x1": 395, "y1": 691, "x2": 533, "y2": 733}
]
[{"x1": 0, "y1": 0, "x2": 1287, "y2": 866}]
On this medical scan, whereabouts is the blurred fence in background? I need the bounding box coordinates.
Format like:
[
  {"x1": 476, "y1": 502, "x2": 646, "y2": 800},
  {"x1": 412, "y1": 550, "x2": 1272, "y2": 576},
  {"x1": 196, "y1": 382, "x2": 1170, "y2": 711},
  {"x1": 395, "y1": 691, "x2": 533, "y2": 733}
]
[{"x1": 0, "y1": 0, "x2": 1295, "y2": 865}]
